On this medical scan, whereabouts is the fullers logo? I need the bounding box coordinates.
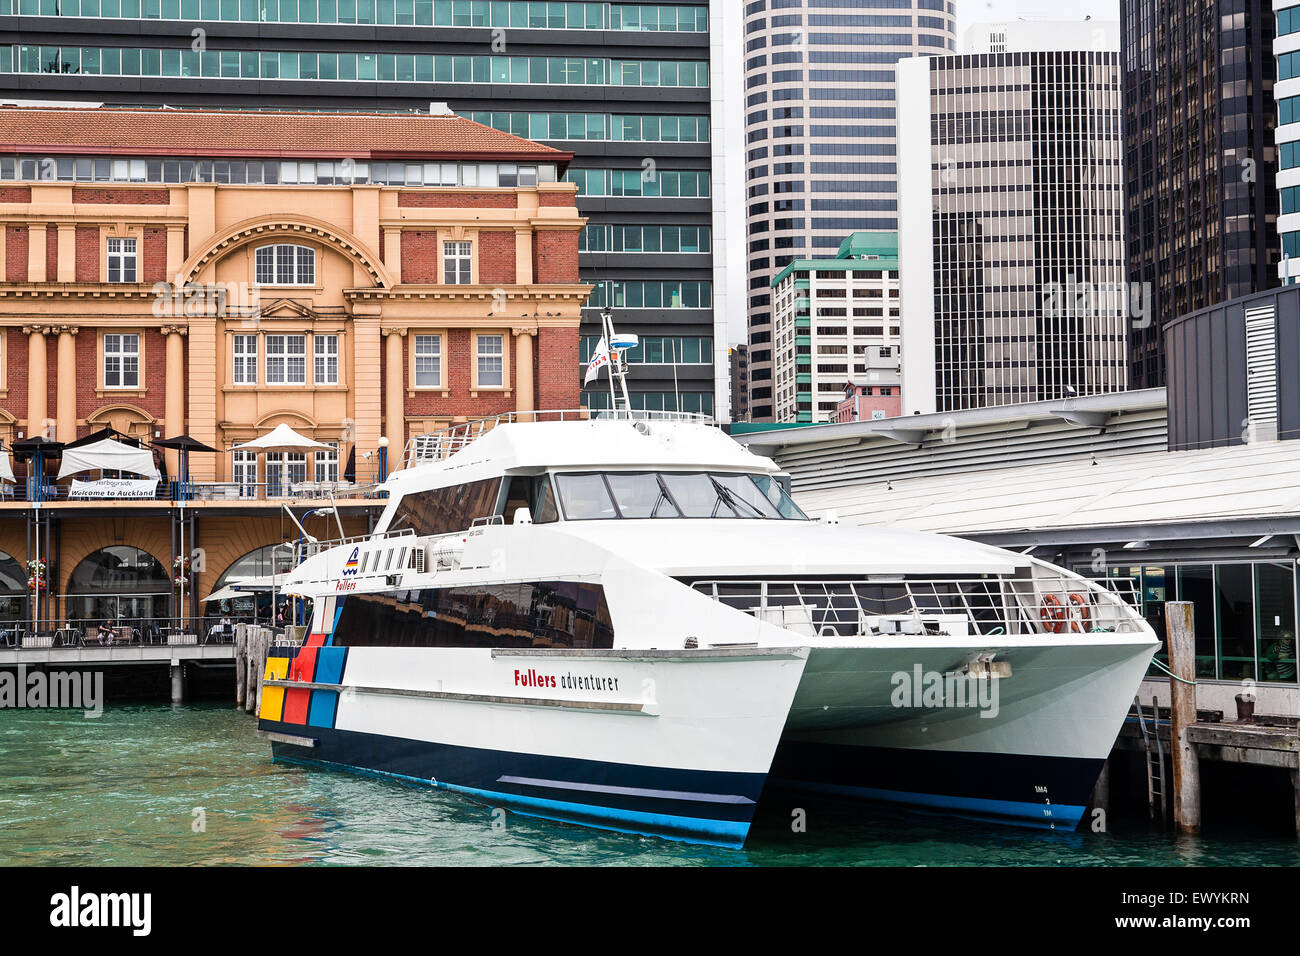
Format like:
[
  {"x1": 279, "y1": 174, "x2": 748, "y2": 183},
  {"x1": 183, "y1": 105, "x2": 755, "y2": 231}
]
[{"x1": 342, "y1": 547, "x2": 360, "y2": 576}]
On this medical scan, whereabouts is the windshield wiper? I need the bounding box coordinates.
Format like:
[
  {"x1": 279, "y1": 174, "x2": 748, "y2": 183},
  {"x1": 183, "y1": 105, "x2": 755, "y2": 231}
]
[{"x1": 708, "y1": 476, "x2": 767, "y2": 519}]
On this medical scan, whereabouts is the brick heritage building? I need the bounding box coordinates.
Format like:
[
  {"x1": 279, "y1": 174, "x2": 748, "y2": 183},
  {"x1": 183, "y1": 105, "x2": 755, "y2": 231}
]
[{"x1": 0, "y1": 106, "x2": 589, "y2": 627}]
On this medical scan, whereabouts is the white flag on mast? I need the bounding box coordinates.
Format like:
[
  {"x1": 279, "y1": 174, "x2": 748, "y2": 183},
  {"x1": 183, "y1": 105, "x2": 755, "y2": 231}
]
[{"x1": 584, "y1": 336, "x2": 611, "y2": 385}]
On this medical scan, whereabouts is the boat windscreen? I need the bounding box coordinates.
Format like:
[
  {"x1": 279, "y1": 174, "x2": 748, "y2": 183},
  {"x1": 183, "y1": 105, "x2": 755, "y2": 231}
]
[{"x1": 554, "y1": 472, "x2": 808, "y2": 521}]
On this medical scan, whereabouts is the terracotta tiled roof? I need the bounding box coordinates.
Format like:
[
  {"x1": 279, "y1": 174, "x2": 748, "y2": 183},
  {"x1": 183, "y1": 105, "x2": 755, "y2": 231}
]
[{"x1": 0, "y1": 107, "x2": 572, "y2": 162}]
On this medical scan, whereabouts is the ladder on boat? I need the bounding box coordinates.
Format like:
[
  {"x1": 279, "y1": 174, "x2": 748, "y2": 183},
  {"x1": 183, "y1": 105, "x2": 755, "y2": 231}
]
[{"x1": 1133, "y1": 695, "x2": 1167, "y2": 825}]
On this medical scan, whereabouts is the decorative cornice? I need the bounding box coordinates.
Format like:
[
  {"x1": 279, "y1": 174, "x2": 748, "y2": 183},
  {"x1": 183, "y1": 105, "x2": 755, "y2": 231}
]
[
  {"x1": 0, "y1": 284, "x2": 158, "y2": 300},
  {"x1": 345, "y1": 284, "x2": 593, "y2": 302}
]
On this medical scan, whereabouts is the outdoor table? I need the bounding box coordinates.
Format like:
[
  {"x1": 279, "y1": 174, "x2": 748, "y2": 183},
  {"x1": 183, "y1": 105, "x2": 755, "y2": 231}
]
[{"x1": 54, "y1": 627, "x2": 81, "y2": 647}]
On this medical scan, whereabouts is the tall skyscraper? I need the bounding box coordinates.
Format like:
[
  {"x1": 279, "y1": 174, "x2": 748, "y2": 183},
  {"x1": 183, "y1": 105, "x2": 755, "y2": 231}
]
[
  {"x1": 1121, "y1": 0, "x2": 1278, "y2": 389},
  {"x1": 741, "y1": 0, "x2": 956, "y2": 422},
  {"x1": 0, "y1": 0, "x2": 739, "y2": 418},
  {"x1": 1277, "y1": 0, "x2": 1300, "y2": 281},
  {"x1": 898, "y1": 22, "x2": 1128, "y2": 414}
]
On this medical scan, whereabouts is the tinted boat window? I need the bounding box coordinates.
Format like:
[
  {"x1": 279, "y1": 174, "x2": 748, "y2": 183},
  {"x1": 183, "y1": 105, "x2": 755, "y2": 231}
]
[
  {"x1": 606, "y1": 472, "x2": 681, "y2": 518},
  {"x1": 660, "y1": 473, "x2": 731, "y2": 518},
  {"x1": 710, "y1": 473, "x2": 782, "y2": 518},
  {"x1": 533, "y1": 475, "x2": 559, "y2": 523},
  {"x1": 753, "y1": 474, "x2": 808, "y2": 519},
  {"x1": 332, "y1": 581, "x2": 615, "y2": 649},
  {"x1": 390, "y1": 477, "x2": 502, "y2": 536},
  {"x1": 556, "y1": 474, "x2": 618, "y2": 520}
]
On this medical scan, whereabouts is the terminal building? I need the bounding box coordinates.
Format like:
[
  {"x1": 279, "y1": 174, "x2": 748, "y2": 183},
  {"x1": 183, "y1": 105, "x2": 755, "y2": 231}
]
[
  {"x1": 0, "y1": 105, "x2": 587, "y2": 629},
  {"x1": 734, "y1": 287, "x2": 1300, "y2": 716},
  {"x1": 0, "y1": 0, "x2": 735, "y2": 421}
]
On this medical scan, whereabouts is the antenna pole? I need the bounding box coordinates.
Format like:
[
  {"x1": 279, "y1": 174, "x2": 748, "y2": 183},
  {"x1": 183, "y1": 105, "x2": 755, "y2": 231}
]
[{"x1": 602, "y1": 310, "x2": 631, "y2": 412}]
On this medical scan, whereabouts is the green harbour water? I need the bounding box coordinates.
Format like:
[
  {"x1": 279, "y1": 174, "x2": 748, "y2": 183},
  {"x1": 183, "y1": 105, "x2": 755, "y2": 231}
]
[{"x1": 2, "y1": 702, "x2": 1299, "y2": 867}]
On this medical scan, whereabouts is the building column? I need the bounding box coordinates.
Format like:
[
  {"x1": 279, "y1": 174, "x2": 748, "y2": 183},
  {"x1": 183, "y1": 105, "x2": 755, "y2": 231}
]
[
  {"x1": 28, "y1": 223, "x2": 47, "y2": 282},
  {"x1": 513, "y1": 326, "x2": 537, "y2": 417},
  {"x1": 24, "y1": 326, "x2": 48, "y2": 438},
  {"x1": 163, "y1": 325, "x2": 187, "y2": 478},
  {"x1": 165, "y1": 225, "x2": 186, "y2": 282},
  {"x1": 55, "y1": 326, "x2": 78, "y2": 443},
  {"x1": 383, "y1": 328, "x2": 405, "y2": 463},
  {"x1": 514, "y1": 228, "x2": 533, "y2": 285},
  {"x1": 56, "y1": 225, "x2": 76, "y2": 283}
]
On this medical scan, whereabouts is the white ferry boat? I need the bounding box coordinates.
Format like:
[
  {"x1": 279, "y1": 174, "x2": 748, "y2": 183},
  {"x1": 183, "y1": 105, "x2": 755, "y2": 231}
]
[{"x1": 256, "y1": 406, "x2": 1158, "y2": 847}]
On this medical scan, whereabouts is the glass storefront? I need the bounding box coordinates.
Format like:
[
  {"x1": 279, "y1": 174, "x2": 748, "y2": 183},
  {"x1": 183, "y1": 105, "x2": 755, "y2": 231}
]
[
  {"x1": 65, "y1": 546, "x2": 171, "y2": 623},
  {"x1": 206, "y1": 544, "x2": 296, "y2": 622},
  {"x1": 1105, "y1": 561, "x2": 1299, "y2": 684}
]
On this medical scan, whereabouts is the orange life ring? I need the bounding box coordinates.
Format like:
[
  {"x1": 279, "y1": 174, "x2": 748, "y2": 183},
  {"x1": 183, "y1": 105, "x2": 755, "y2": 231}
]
[
  {"x1": 1040, "y1": 593, "x2": 1066, "y2": 633},
  {"x1": 1068, "y1": 592, "x2": 1092, "y2": 633}
]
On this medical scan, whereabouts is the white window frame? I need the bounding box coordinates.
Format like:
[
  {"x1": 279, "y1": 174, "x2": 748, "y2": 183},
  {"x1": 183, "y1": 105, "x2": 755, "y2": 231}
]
[
  {"x1": 314, "y1": 333, "x2": 339, "y2": 385},
  {"x1": 443, "y1": 240, "x2": 472, "y2": 285},
  {"x1": 255, "y1": 243, "x2": 315, "y2": 286},
  {"x1": 232, "y1": 334, "x2": 258, "y2": 385},
  {"x1": 232, "y1": 449, "x2": 258, "y2": 497},
  {"x1": 103, "y1": 333, "x2": 140, "y2": 389},
  {"x1": 413, "y1": 334, "x2": 442, "y2": 388},
  {"x1": 266, "y1": 334, "x2": 307, "y2": 385},
  {"x1": 107, "y1": 237, "x2": 137, "y2": 283},
  {"x1": 476, "y1": 333, "x2": 504, "y2": 388},
  {"x1": 314, "y1": 442, "x2": 339, "y2": 483}
]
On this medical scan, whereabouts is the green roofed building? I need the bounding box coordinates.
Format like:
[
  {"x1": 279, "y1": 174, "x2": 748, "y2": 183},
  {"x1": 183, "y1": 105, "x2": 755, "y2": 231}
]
[{"x1": 769, "y1": 231, "x2": 902, "y2": 424}]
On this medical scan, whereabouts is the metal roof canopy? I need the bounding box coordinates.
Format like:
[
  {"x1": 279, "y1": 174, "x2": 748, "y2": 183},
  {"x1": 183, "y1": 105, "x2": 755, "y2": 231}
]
[
  {"x1": 737, "y1": 387, "x2": 1168, "y2": 455},
  {"x1": 793, "y1": 437, "x2": 1300, "y2": 551}
]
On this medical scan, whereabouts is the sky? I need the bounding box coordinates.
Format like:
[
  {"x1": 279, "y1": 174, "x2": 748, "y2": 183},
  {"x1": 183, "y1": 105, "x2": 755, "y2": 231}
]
[{"x1": 958, "y1": 0, "x2": 1121, "y2": 33}]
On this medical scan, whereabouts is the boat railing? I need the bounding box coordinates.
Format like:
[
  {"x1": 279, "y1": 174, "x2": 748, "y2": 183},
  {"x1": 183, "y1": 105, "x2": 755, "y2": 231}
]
[
  {"x1": 689, "y1": 574, "x2": 1144, "y2": 638},
  {"x1": 296, "y1": 527, "x2": 416, "y2": 562},
  {"x1": 399, "y1": 408, "x2": 715, "y2": 469}
]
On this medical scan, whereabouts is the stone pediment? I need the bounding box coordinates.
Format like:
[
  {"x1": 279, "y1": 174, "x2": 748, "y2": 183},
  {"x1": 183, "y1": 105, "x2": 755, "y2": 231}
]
[{"x1": 256, "y1": 297, "x2": 319, "y2": 320}]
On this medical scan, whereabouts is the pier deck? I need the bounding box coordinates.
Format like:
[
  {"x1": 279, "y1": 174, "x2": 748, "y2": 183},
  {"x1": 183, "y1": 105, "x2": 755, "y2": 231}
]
[
  {"x1": 0, "y1": 645, "x2": 235, "y2": 667},
  {"x1": 1114, "y1": 716, "x2": 1300, "y2": 834}
]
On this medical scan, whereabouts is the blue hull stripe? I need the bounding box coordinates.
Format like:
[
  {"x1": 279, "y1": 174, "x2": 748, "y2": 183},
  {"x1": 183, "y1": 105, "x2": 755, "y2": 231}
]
[
  {"x1": 496, "y1": 774, "x2": 756, "y2": 805},
  {"x1": 262, "y1": 720, "x2": 763, "y2": 847},
  {"x1": 771, "y1": 740, "x2": 1103, "y2": 831},
  {"x1": 771, "y1": 779, "x2": 1086, "y2": 830}
]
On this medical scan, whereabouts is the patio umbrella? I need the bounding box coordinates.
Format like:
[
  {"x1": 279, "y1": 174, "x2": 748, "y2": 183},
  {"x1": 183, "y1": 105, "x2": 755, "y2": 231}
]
[
  {"x1": 0, "y1": 447, "x2": 14, "y2": 483},
  {"x1": 153, "y1": 434, "x2": 219, "y2": 500},
  {"x1": 65, "y1": 426, "x2": 142, "y2": 448},
  {"x1": 57, "y1": 437, "x2": 160, "y2": 480},
  {"x1": 11, "y1": 436, "x2": 64, "y2": 503},
  {"x1": 230, "y1": 423, "x2": 331, "y2": 454}
]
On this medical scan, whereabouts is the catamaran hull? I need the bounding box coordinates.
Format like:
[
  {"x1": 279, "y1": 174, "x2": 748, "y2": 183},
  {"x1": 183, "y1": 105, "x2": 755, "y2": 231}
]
[
  {"x1": 769, "y1": 639, "x2": 1157, "y2": 829},
  {"x1": 257, "y1": 645, "x2": 809, "y2": 847}
]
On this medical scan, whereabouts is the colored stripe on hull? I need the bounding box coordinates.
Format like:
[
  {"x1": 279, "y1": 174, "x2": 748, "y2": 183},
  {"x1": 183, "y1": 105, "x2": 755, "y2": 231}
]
[
  {"x1": 771, "y1": 740, "x2": 1102, "y2": 831},
  {"x1": 261, "y1": 720, "x2": 765, "y2": 847}
]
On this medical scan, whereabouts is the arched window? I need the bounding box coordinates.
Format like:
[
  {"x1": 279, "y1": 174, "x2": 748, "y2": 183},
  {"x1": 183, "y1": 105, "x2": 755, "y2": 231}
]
[
  {"x1": 66, "y1": 546, "x2": 171, "y2": 623},
  {"x1": 255, "y1": 243, "x2": 315, "y2": 286},
  {"x1": 206, "y1": 544, "x2": 295, "y2": 621}
]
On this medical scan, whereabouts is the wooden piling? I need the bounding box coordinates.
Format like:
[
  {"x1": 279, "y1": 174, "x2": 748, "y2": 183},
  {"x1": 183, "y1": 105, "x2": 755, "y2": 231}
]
[
  {"x1": 252, "y1": 627, "x2": 269, "y2": 716},
  {"x1": 234, "y1": 624, "x2": 248, "y2": 709},
  {"x1": 1166, "y1": 600, "x2": 1201, "y2": 834}
]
